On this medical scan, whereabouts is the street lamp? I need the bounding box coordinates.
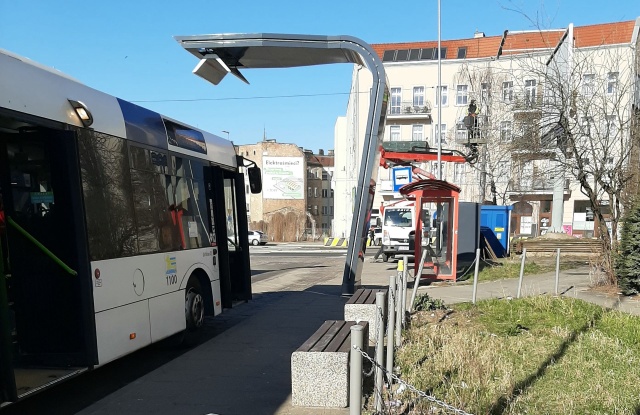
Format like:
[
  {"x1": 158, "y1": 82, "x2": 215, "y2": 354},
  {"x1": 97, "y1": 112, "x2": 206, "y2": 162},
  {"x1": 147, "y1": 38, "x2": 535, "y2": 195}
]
[{"x1": 222, "y1": 130, "x2": 230, "y2": 141}]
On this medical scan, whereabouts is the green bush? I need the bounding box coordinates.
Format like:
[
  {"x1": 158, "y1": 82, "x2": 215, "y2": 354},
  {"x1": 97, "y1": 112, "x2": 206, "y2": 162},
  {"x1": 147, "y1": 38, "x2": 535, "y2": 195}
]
[{"x1": 615, "y1": 199, "x2": 640, "y2": 295}]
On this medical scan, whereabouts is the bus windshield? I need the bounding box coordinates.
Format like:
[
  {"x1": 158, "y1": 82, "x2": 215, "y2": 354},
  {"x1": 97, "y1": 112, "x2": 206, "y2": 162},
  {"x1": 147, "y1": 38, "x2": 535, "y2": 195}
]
[{"x1": 384, "y1": 209, "x2": 412, "y2": 227}]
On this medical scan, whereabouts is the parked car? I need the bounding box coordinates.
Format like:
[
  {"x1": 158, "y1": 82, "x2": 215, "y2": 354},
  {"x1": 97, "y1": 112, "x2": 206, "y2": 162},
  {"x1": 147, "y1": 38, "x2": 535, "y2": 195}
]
[{"x1": 248, "y1": 230, "x2": 268, "y2": 246}]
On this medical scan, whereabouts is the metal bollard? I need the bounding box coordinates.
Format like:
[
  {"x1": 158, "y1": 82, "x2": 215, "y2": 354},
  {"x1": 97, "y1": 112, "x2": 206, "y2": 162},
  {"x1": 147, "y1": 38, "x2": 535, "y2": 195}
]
[
  {"x1": 374, "y1": 291, "x2": 385, "y2": 413},
  {"x1": 517, "y1": 247, "x2": 527, "y2": 299},
  {"x1": 409, "y1": 249, "x2": 428, "y2": 312},
  {"x1": 350, "y1": 324, "x2": 364, "y2": 415},
  {"x1": 386, "y1": 275, "x2": 395, "y2": 389},
  {"x1": 555, "y1": 248, "x2": 561, "y2": 296},
  {"x1": 401, "y1": 255, "x2": 409, "y2": 327},
  {"x1": 472, "y1": 248, "x2": 481, "y2": 304},
  {"x1": 395, "y1": 261, "x2": 403, "y2": 347}
]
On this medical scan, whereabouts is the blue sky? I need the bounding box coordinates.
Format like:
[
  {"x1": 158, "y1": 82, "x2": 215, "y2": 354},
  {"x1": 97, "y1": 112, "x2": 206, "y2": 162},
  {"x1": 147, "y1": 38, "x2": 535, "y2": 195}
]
[{"x1": 1, "y1": 1, "x2": 638, "y2": 152}]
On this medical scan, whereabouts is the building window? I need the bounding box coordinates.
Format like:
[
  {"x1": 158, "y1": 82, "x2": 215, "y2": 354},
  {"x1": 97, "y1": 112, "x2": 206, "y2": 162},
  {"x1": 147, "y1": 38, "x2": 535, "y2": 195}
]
[
  {"x1": 581, "y1": 116, "x2": 593, "y2": 135},
  {"x1": 322, "y1": 188, "x2": 328, "y2": 198},
  {"x1": 500, "y1": 121, "x2": 512, "y2": 141},
  {"x1": 455, "y1": 123, "x2": 467, "y2": 142},
  {"x1": 390, "y1": 87, "x2": 402, "y2": 114},
  {"x1": 607, "y1": 72, "x2": 619, "y2": 96},
  {"x1": 413, "y1": 86, "x2": 425, "y2": 107},
  {"x1": 502, "y1": 81, "x2": 513, "y2": 103},
  {"x1": 330, "y1": 189, "x2": 334, "y2": 198},
  {"x1": 481, "y1": 82, "x2": 490, "y2": 106},
  {"x1": 431, "y1": 162, "x2": 445, "y2": 179},
  {"x1": 456, "y1": 84, "x2": 468, "y2": 106},
  {"x1": 322, "y1": 206, "x2": 328, "y2": 215},
  {"x1": 454, "y1": 164, "x2": 465, "y2": 183},
  {"x1": 434, "y1": 124, "x2": 447, "y2": 145},
  {"x1": 390, "y1": 125, "x2": 401, "y2": 141},
  {"x1": 581, "y1": 74, "x2": 595, "y2": 96},
  {"x1": 330, "y1": 206, "x2": 334, "y2": 215},
  {"x1": 314, "y1": 187, "x2": 318, "y2": 197},
  {"x1": 412, "y1": 124, "x2": 424, "y2": 141},
  {"x1": 307, "y1": 186, "x2": 311, "y2": 195},
  {"x1": 524, "y1": 79, "x2": 537, "y2": 107},
  {"x1": 313, "y1": 205, "x2": 318, "y2": 215},
  {"x1": 436, "y1": 85, "x2": 448, "y2": 106},
  {"x1": 607, "y1": 115, "x2": 618, "y2": 137},
  {"x1": 322, "y1": 171, "x2": 328, "y2": 180}
]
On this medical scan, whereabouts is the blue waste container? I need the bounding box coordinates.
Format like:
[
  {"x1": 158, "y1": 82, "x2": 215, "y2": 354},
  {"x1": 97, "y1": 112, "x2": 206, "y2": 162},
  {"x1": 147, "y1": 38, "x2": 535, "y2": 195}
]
[{"x1": 480, "y1": 205, "x2": 512, "y2": 257}]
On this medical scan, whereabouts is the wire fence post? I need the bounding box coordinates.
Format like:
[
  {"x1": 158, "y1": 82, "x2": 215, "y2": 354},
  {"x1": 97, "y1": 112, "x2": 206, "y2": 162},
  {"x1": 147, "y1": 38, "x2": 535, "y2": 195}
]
[
  {"x1": 517, "y1": 247, "x2": 527, "y2": 299},
  {"x1": 472, "y1": 248, "x2": 481, "y2": 304},
  {"x1": 409, "y1": 249, "x2": 428, "y2": 312},
  {"x1": 401, "y1": 255, "x2": 409, "y2": 327},
  {"x1": 386, "y1": 275, "x2": 395, "y2": 390},
  {"x1": 395, "y1": 260, "x2": 403, "y2": 347},
  {"x1": 374, "y1": 291, "x2": 385, "y2": 413},
  {"x1": 555, "y1": 247, "x2": 561, "y2": 296},
  {"x1": 349, "y1": 324, "x2": 364, "y2": 415}
]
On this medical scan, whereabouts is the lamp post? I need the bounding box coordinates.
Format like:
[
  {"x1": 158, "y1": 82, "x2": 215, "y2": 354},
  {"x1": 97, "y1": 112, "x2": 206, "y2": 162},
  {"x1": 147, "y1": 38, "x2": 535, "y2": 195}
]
[{"x1": 222, "y1": 130, "x2": 230, "y2": 141}]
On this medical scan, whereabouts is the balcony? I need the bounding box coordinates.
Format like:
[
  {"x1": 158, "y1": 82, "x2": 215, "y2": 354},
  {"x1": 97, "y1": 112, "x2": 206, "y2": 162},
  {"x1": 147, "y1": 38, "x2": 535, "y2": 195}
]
[
  {"x1": 507, "y1": 178, "x2": 571, "y2": 196},
  {"x1": 388, "y1": 100, "x2": 432, "y2": 119}
]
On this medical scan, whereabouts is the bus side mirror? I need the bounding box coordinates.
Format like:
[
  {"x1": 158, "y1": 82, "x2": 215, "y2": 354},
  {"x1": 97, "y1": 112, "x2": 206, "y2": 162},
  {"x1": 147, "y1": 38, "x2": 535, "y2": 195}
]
[{"x1": 247, "y1": 166, "x2": 262, "y2": 194}]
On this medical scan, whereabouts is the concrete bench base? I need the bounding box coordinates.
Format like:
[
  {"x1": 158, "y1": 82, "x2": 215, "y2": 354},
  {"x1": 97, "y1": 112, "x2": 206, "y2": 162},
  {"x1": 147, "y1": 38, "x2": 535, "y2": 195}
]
[
  {"x1": 344, "y1": 288, "x2": 385, "y2": 343},
  {"x1": 291, "y1": 320, "x2": 368, "y2": 407}
]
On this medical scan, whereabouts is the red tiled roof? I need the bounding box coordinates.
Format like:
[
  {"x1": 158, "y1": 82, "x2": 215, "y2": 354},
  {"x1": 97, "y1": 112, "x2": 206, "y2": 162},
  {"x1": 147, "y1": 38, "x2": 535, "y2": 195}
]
[
  {"x1": 574, "y1": 20, "x2": 636, "y2": 47},
  {"x1": 370, "y1": 20, "x2": 637, "y2": 60}
]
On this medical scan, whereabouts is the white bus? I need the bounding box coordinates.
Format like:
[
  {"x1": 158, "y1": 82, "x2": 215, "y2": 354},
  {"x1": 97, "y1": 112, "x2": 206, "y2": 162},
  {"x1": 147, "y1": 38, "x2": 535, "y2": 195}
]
[{"x1": 0, "y1": 48, "x2": 261, "y2": 405}]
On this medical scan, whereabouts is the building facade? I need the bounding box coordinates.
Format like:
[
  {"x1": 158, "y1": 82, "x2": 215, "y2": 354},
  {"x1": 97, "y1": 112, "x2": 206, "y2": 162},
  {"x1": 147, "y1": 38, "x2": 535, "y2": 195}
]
[
  {"x1": 236, "y1": 140, "x2": 334, "y2": 241},
  {"x1": 334, "y1": 18, "x2": 640, "y2": 240}
]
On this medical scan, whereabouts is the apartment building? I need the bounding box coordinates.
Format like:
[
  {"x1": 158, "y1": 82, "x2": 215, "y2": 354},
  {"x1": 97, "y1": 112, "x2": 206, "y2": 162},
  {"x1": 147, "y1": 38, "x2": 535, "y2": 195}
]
[
  {"x1": 236, "y1": 140, "x2": 334, "y2": 241},
  {"x1": 334, "y1": 18, "x2": 640, "y2": 240}
]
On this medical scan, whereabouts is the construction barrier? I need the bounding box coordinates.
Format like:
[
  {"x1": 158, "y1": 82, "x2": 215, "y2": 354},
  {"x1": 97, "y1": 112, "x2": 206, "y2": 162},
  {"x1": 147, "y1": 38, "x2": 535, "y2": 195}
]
[{"x1": 324, "y1": 237, "x2": 349, "y2": 247}]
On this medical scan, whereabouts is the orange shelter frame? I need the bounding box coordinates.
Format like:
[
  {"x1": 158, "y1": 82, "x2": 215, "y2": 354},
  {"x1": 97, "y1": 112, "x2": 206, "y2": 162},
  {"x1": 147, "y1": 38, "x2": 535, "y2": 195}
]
[{"x1": 399, "y1": 180, "x2": 461, "y2": 281}]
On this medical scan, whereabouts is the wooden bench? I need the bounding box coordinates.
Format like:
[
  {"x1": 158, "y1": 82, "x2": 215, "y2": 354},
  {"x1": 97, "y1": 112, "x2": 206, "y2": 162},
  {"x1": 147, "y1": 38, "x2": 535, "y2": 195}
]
[
  {"x1": 345, "y1": 288, "x2": 385, "y2": 343},
  {"x1": 291, "y1": 320, "x2": 369, "y2": 407}
]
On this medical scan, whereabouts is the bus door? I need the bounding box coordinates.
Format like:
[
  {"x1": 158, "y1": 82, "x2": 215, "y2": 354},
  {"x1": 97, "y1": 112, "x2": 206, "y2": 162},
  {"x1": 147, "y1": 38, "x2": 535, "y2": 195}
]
[
  {"x1": 206, "y1": 166, "x2": 251, "y2": 308},
  {"x1": 0, "y1": 130, "x2": 94, "y2": 400}
]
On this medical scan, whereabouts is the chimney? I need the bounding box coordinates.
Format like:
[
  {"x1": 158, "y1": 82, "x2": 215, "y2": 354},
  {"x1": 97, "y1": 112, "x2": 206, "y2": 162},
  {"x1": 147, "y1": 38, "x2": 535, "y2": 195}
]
[
  {"x1": 328, "y1": 150, "x2": 334, "y2": 156},
  {"x1": 319, "y1": 149, "x2": 324, "y2": 155},
  {"x1": 474, "y1": 31, "x2": 485, "y2": 38}
]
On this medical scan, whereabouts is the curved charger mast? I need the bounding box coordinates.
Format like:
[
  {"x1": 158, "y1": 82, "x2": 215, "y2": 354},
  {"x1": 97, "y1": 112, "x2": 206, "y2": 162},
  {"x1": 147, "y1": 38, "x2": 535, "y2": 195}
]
[{"x1": 175, "y1": 33, "x2": 389, "y2": 295}]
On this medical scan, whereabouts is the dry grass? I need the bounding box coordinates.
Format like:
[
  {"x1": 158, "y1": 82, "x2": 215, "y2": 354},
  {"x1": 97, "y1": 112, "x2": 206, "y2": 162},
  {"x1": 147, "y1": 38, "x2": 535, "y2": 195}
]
[{"x1": 371, "y1": 296, "x2": 640, "y2": 414}]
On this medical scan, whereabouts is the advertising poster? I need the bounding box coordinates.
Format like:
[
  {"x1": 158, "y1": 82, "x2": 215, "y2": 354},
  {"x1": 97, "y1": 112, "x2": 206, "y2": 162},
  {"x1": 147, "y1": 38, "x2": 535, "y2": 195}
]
[{"x1": 263, "y1": 156, "x2": 304, "y2": 199}]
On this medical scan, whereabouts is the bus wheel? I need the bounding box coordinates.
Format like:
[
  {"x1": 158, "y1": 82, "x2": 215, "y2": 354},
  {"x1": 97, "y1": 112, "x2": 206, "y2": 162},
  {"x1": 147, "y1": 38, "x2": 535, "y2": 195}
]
[{"x1": 185, "y1": 279, "x2": 204, "y2": 331}]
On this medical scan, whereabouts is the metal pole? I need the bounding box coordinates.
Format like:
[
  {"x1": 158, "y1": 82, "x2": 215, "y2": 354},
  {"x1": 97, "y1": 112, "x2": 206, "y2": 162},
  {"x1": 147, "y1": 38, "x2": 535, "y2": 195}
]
[
  {"x1": 350, "y1": 324, "x2": 364, "y2": 415},
  {"x1": 386, "y1": 275, "x2": 395, "y2": 389},
  {"x1": 401, "y1": 255, "x2": 409, "y2": 327},
  {"x1": 374, "y1": 291, "x2": 385, "y2": 413},
  {"x1": 472, "y1": 248, "x2": 481, "y2": 304},
  {"x1": 409, "y1": 249, "x2": 428, "y2": 312},
  {"x1": 517, "y1": 247, "x2": 527, "y2": 299},
  {"x1": 555, "y1": 248, "x2": 561, "y2": 295},
  {"x1": 395, "y1": 261, "x2": 403, "y2": 347},
  {"x1": 436, "y1": 0, "x2": 442, "y2": 180}
]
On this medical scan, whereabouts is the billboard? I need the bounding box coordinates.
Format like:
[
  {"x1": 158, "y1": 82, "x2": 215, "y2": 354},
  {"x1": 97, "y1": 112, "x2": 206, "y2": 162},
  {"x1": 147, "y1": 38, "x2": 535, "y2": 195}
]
[{"x1": 262, "y1": 156, "x2": 304, "y2": 199}]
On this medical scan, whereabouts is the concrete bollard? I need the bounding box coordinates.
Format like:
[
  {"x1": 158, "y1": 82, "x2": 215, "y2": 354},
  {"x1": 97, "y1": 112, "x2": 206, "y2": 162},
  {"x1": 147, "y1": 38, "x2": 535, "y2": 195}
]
[
  {"x1": 349, "y1": 324, "x2": 364, "y2": 415},
  {"x1": 374, "y1": 291, "x2": 385, "y2": 413},
  {"x1": 517, "y1": 247, "x2": 527, "y2": 299},
  {"x1": 386, "y1": 275, "x2": 395, "y2": 389}
]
